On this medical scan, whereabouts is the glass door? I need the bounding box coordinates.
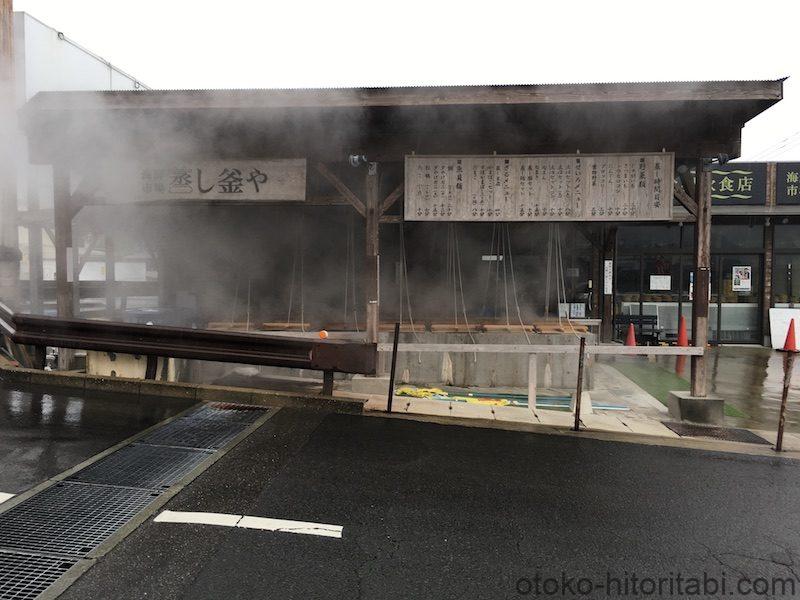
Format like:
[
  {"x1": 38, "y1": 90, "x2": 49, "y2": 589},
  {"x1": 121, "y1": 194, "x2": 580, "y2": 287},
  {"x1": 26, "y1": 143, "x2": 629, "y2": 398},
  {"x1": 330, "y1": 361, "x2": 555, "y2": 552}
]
[
  {"x1": 715, "y1": 255, "x2": 761, "y2": 343},
  {"x1": 614, "y1": 256, "x2": 641, "y2": 340}
]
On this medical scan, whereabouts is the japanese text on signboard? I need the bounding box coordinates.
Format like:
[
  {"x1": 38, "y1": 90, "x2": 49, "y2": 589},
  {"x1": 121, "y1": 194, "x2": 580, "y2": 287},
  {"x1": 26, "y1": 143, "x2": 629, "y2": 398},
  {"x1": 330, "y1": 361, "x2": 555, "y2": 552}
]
[
  {"x1": 710, "y1": 164, "x2": 766, "y2": 205},
  {"x1": 777, "y1": 163, "x2": 800, "y2": 205},
  {"x1": 404, "y1": 153, "x2": 674, "y2": 221},
  {"x1": 136, "y1": 160, "x2": 306, "y2": 202}
]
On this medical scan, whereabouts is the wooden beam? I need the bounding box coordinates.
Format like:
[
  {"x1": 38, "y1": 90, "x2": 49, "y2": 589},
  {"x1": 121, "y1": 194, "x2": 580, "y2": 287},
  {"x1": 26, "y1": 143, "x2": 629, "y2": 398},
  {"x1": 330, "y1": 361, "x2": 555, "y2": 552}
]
[
  {"x1": 674, "y1": 185, "x2": 698, "y2": 217},
  {"x1": 380, "y1": 183, "x2": 404, "y2": 215},
  {"x1": 380, "y1": 214, "x2": 402, "y2": 224},
  {"x1": 314, "y1": 163, "x2": 366, "y2": 218}
]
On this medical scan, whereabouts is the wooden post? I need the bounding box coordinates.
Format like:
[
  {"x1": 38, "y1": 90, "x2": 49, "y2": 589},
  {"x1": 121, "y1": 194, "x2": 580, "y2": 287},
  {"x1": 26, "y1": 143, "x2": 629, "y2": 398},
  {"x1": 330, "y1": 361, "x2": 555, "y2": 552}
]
[
  {"x1": 691, "y1": 161, "x2": 711, "y2": 397},
  {"x1": 527, "y1": 354, "x2": 537, "y2": 415},
  {"x1": 365, "y1": 163, "x2": 380, "y2": 344},
  {"x1": 776, "y1": 352, "x2": 795, "y2": 452},
  {"x1": 53, "y1": 166, "x2": 73, "y2": 369}
]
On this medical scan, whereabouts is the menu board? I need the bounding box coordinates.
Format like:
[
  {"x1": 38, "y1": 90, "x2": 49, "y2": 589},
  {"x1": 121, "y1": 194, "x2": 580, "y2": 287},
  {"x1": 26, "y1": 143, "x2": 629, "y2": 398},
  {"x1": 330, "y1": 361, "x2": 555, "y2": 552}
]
[{"x1": 405, "y1": 153, "x2": 673, "y2": 221}]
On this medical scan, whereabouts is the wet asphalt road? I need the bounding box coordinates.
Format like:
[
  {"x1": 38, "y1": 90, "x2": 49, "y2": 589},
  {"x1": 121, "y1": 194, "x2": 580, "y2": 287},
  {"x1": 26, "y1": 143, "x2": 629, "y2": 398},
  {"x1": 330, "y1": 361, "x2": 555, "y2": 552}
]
[
  {"x1": 0, "y1": 383, "x2": 195, "y2": 494},
  {"x1": 60, "y1": 408, "x2": 800, "y2": 600}
]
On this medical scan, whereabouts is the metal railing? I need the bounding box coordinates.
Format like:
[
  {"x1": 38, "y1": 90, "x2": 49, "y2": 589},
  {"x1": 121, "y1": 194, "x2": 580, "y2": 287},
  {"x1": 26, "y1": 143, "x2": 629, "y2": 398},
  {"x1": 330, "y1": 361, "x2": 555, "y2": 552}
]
[{"x1": 0, "y1": 303, "x2": 377, "y2": 390}]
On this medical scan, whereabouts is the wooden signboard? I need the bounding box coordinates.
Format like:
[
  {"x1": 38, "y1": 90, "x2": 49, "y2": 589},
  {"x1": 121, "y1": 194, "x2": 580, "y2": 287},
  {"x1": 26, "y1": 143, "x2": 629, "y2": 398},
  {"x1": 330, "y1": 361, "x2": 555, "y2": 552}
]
[
  {"x1": 404, "y1": 153, "x2": 673, "y2": 222},
  {"x1": 101, "y1": 159, "x2": 307, "y2": 202}
]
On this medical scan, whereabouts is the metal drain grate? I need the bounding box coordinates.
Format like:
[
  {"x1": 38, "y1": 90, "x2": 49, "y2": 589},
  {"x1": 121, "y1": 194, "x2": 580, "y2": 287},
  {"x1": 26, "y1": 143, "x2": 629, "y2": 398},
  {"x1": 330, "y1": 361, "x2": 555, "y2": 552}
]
[
  {"x1": 0, "y1": 551, "x2": 76, "y2": 600},
  {"x1": 136, "y1": 404, "x2": 265, "y2": 450},
  {"x1": 67, "y1": 444, "x2": 212, "y2": 490},
  {"x1": 189, "y1": 403, "x2": 267, "y2": 424},
  {"x1": 662, "y1": 422, "x2": 771, "y2": 444},
  {"x1": 137, "y1": 418, "x2": 249, "y2": 450},
  {"x1": 0, "y1": 482, "x2": 159, "y2": 557}
]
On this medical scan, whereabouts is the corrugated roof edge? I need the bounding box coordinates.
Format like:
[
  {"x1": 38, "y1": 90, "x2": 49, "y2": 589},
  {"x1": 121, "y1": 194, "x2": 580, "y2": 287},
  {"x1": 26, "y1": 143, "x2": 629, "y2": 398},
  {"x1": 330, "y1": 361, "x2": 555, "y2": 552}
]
[
  {"x1": 22, "y1": 79, "x2": 784, "y2": 113},
  {"x1": 30, "y1": 77, "x2": 790, "y2": 93}
]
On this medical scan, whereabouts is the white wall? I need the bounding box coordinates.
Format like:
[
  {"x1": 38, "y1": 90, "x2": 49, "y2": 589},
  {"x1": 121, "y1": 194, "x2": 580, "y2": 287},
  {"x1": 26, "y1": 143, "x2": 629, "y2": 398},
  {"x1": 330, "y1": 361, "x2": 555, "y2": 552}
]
[
  {"x1": 8, "y1": 12, "x2": 147, "y2": 301},
  {"x1": 16, "y1": 12, "x2": 144, "y2": 102}
]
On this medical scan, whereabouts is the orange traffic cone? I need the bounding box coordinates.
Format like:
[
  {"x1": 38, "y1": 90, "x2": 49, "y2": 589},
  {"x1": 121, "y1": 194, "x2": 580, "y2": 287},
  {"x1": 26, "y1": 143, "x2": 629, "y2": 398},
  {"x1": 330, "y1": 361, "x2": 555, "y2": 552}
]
[
  {"x1": 625, "y1": 322, "x2": 637, "y2": 346},
  {"x1": 677, "y1": 315, "x2": 688, "y2": 347},
  {"x1": 783, "y1": 318, "x2": 797, "y2": 353}
]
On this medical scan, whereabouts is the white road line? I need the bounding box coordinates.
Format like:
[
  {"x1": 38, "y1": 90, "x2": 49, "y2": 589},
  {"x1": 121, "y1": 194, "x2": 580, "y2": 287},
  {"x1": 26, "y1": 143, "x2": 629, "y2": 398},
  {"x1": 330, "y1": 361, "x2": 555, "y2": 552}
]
[
  {"x1": 0, "y1": 493, "x2": 14, "y2": 504},
  {"x1": 154, "y1": 511, "x2": 240, "y2": 527},
  {"x1": 154, "y1": 510, "x2": 343, "y2": 539},
  {"x1": 238, "y1": 516, "x2": 342, "y2": 538}
]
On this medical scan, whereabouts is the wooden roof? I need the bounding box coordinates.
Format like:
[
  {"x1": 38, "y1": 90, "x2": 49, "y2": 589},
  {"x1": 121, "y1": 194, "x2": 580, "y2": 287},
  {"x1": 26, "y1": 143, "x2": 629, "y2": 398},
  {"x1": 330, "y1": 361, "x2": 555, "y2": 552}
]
[
  {"x1": 24, "y1": 80, "x2": 783, "y2": 110},
  {"x1": 22, "y1": 80, "x2": 784, "y2": 164}
]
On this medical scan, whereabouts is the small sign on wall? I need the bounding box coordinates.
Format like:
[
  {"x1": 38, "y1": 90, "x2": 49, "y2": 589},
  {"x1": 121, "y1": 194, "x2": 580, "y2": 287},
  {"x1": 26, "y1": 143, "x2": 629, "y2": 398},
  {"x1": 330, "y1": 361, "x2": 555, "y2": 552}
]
[
  {"x1": 732, "y1": 266, "x2": 752, "y2": 292},
  {"x1": 604, "y1": 260, "x2": 613, "y2": 295},
  {"x1": 649, "y1": 275, "x2": 671, "y2": 291}
]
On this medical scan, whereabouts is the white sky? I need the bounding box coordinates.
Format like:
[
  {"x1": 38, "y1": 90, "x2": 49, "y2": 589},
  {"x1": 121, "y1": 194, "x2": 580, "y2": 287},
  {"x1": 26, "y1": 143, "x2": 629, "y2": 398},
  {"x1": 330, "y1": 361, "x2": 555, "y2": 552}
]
[{"x1": 13, "y1": 0, "x2": 800, "y2": 160}]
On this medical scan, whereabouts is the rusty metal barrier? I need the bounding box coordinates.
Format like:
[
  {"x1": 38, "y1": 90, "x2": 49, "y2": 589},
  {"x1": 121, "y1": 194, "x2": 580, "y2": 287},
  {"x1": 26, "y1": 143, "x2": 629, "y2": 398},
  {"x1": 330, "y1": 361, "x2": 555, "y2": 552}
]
[{"x1": 0, "y1": 302, "x2": 377, "y2": 387}]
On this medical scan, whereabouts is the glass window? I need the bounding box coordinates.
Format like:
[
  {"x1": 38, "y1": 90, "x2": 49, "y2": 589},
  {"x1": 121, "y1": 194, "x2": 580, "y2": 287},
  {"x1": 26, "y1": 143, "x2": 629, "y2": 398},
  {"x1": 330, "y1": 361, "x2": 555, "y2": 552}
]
[
  {"x1": 775, "y1": 222, "x2": 800, "y2": 250},
  {"x1": 773, "y1": 255, "x2": 800, "y2": 306},
  {"x1": 711, "y1": 224, "x2": 763, "y2": 252},
  {"x1": 617, "y1": 225, "x2": 682, "y2": 253}
]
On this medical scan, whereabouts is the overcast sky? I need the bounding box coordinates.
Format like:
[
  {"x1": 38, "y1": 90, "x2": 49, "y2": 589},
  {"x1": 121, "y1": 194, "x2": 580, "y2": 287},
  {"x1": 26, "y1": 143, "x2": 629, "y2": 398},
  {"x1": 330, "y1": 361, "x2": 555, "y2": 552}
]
[{"x1": 13, "y1": 0, "x2": 800, "y2": 160}]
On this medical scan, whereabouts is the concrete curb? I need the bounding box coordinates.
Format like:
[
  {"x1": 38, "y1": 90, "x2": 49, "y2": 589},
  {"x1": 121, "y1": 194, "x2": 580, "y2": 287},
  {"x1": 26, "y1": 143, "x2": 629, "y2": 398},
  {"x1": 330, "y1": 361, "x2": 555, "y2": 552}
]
[
  {"x1": 368, "y1": 409, "x2": 800, "y2": 462},
  {"x1": 0, "y1": 365, "x2": 365, "y2": 414}
]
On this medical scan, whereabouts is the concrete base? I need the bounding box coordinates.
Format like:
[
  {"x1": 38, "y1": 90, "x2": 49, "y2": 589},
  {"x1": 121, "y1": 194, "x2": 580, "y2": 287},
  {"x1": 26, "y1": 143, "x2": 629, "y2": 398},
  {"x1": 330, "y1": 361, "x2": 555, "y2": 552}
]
[
  {"x1": 351, "y1": 374, "x2": 391, "y2": 396},
  {"x1": 667, "y1": 391, "x2": 725, "y2": 426}
]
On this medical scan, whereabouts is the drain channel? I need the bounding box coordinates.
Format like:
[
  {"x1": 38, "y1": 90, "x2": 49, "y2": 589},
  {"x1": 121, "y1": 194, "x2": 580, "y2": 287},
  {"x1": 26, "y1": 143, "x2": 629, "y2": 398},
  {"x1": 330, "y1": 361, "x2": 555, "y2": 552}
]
[
  {"x1": 0, "y1": 402, "x2": 269, "y2": 598},
  {"x1": 662, "y1": 421, "x2": 770, "y2": 444},
  {"x1": 0, "y1": 551, "x2": 77, "y2": 600}
]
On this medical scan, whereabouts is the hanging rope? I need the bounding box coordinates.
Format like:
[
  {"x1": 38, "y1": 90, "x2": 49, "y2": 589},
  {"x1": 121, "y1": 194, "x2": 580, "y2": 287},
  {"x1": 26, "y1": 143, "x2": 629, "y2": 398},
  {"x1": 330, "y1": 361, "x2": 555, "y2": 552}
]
[
  {"x1": 286, "y1": 224, "x2": 298, "y2": 326},
  {"x1": 399, "y1": 223, "x2": 422, "y2": 364},
  {"x1": 504, "y1": 223, "x2": 531, "y2": 344},
  {"x1": 481, "y1": 223, "x2": 497, "y2": 316},
  {"x1": 544, "y1": 224, "x2": 553, "y2": 318},
  {"x1": 451, "y1": 224, "x2": 477, "y2": 354},
  {"x1": 286, "y1": 215, "x2": 306, "y2": 332},
  {"x1": 554, "y1": 224, "x2": 581, "y2": 339}
]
